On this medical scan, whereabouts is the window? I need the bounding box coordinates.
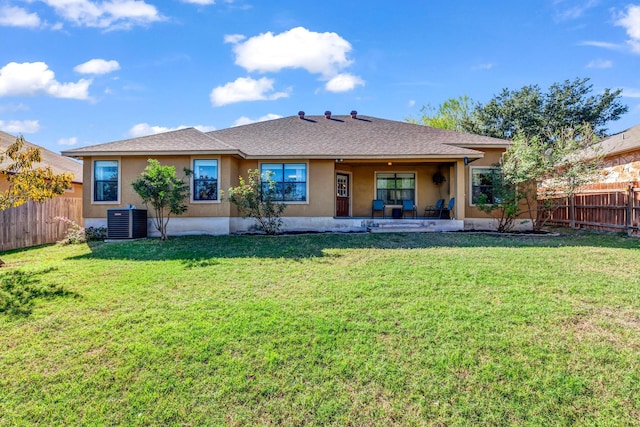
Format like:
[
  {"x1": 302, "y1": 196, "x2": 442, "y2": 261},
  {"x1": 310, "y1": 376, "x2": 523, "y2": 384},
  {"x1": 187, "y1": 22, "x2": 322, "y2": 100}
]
[
  {"x1": 471, "y1": 167, "x2": 498, "y2": 204},
  {"x1": 94, "y1": 160, "x2": 118, "y2": 202},
  {"x1": 260, "y1": 163, "x2": 307, "y2": 202},
  {"x1": 376, "y1": 173, "x2": 415, "y2": 205},
  {"x1": 193, "y1": 159, "x2": 218, "y2": 201}
]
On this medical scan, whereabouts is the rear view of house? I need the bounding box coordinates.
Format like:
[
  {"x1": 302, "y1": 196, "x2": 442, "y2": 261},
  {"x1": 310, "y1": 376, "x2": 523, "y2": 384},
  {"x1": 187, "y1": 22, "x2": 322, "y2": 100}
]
[{"x1": 62, "y1": 112, "x2": 518, "y2": 236}]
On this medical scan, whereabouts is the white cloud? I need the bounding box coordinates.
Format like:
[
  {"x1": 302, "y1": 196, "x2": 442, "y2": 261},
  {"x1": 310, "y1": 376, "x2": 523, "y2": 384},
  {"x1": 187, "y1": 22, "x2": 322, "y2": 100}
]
[
  {"x1": 0, "y1": 120, "x2": 40, "y2": 134},
  {"x1": 553, "y1": 0, "x2": 598, "y2": 21},
  {"x1": 40, "y1": 0, "x2": 164, "y2": 30},
  {"x1": 0, "y1": 6, "x2": 41, "y2": 28},
  {"x1": 579, "y1": 40, "x2": 623, "y2": 50},
  {"x1": 58, "y1": 136, "x2": 79, "y2": 145},
  {"x1": 210, "y1": 76, "x2": 289, "y2": 106},
  {"x1": 0, "y1": 62, "x2": 92, "y2": 100},
  {"x1": 224, "y1": 33, "x2": 246, "y2": 44},
  {"x1": 233, "y1": 113, "x2": 282, "y2": 127},
  {"x1": 74, "y1": 59, "x2": 121, "y2": 75},
  {"x1": 586, "y1": 59, "x2": 613, "y2": 68},
  {"x1": 472, "y1": 63, "x2": 494, "y2": 70},
  {"x1": 0, "y1": 103, "x2": 29, "y2": 113},
  {"x1": 616, "y1": 5, "x2": 640, "y2": 53},
  {"x1": 325, "y1": 73, "x2": 365, "y2": 93},
  {"x1": 229, "y1": 27, "x2": 353, "y2": 77},
  {"x1": 622, "y1": 87, "x2": 640, "y2": 98},
  {"x1": 128, "y1": 123, "x2": 216, "y2": 137},
  {"x1": 181, "y1": 0, "x2": 215, "y2": 4},
  {"x1": 408, "y1": 100, "x2": 416, "y2": 108}
]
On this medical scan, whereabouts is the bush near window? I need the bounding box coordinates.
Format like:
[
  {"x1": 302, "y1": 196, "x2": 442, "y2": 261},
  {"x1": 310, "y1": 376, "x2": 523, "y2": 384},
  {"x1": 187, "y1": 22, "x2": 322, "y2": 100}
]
[{"x1": 227, "y1": 169, "x2": 286, "y2": 235}]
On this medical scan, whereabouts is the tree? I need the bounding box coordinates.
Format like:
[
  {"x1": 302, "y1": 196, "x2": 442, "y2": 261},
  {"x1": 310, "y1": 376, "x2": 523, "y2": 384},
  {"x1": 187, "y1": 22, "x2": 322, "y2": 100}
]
[
  {"x1": 0, "y1": 135, "x2": 73, "y2": 210},
  {"x1": 464, "y1": 78, "x2": 627, "y2": 142},
  {"x1": 227, "y1": 169, "x2": 286, "y2": 235},
  {"x1": 481, "y1": 124, "x2": 603, "y2": 231},
  {"x1": 406, "y1": 95, "x2": 474, "y2": 132},
  {"x1": 131, "y1": 159, "x2": 191, "y2": 240}
]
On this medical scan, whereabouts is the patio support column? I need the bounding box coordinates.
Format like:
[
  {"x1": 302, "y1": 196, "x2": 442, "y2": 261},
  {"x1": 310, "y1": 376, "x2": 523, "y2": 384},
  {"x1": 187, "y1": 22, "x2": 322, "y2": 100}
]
[{"x1": 453, "y1": 160, "x2": 465, "y2": 220}]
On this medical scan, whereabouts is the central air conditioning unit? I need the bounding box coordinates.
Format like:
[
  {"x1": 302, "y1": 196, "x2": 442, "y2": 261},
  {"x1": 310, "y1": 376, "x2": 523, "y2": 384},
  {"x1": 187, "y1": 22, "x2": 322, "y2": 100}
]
[{"x1": 107, "y1": 208, "x2": 148, "y2": 239}]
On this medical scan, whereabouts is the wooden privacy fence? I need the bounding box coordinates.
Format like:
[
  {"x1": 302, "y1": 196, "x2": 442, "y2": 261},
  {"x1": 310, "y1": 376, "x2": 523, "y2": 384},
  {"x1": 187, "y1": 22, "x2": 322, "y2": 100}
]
[
  {"x1": 0, "y1": 197, "x2": 83, "y2": 252},
  {"x1": 543, "y1": 183, "x2": 640, "y2": 234}
]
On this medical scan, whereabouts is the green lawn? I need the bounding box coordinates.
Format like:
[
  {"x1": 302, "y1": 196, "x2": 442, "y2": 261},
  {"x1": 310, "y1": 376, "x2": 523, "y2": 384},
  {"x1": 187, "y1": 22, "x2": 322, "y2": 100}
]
[{"x1": 1, "y1": 230, "x2": 640, "y2": 426}]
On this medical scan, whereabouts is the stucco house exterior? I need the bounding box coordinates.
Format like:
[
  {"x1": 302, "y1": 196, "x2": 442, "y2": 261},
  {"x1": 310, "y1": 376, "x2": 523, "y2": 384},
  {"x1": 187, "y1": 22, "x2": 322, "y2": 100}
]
[
  {"x1": 62, "y1": 112, "x2": 517, "y2": 236},
  {"x1": 1, "y1": 130, "x2": 83, "y2": 197}
]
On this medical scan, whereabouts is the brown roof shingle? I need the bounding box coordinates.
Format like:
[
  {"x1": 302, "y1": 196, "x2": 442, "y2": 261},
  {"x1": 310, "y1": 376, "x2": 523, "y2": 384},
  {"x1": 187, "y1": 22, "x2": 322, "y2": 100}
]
[
  {"x1": 207, "y1": 115, "x2": 509, "y2": 158},
  {"x1": 62, "y1": 115, "x2": 511, "y2": 161},
  {"x1": 62, "y1": 127, "x2": 240, "y2": 157},
  {"x1": 599, "y1": 125, "x2": 640, "y2": 157}
]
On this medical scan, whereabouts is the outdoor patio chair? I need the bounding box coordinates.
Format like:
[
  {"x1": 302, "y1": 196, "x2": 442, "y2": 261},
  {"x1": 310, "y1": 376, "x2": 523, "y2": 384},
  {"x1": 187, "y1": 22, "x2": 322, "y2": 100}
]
[
  {"x1": 423, "y1": 198, "x2": 445, "y2": 219},
  {"x1": 372, "y1": 199, "x2": 385, "y2": 218},
  {"x1": 441, "y1": 197, "x2": 455, "y2": 219},
  {"x1": 402, "y1": 200, "x2": 417, "y2": 219}
]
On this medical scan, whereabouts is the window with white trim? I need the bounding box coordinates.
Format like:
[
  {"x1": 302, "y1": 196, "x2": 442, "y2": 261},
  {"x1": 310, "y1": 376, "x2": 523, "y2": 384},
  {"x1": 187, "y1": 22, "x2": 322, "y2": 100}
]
[
  {"x1": 471, "y1": 167, "x2": 499, "y2": 204},
  {"x1": 93, "y1": 160, "x2": 118, "y2": 202},
  {"x1": 193, "y1": 159, "x2": 218, "y2": 201},
  {"x1": 260, "y1": 163, "x2": 307, "y2": 202},
  {"x1": 376, "y1": 173, "x2": 415, "y2": 205}
]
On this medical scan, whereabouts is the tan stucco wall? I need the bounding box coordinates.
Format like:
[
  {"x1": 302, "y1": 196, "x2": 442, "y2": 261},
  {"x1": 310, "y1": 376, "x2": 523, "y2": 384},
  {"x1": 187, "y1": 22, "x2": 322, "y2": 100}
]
[
  {"x1": 84, "y1": 156, "x2": 336, "y2": 220},
  {"x1": 349, "y1": 162, "x2": 452, "y2": 217},
  {"x1": 464, "y1": 148, "x2": 503, "y2": 219}
]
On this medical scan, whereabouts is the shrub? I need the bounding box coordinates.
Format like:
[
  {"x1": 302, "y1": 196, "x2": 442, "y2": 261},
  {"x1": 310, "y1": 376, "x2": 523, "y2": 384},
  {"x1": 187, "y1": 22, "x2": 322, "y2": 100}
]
[
  {"x1": 85, "y1": 226, "x2": 108, "y2": 241},
  {"x1": 227, "y1": 169, "x2": 286, "y2": 235},
  {"x1": 54, "y1": 216, "x2": 86, "y2": 244}
]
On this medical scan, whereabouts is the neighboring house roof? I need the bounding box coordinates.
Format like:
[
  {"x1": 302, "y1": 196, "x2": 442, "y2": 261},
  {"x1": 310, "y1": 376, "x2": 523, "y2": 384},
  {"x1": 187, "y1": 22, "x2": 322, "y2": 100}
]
[
  {"x1": 599, "y1": 125, "x2": 640, "y2": 157},
  {"x1": 0, "y1": 131, "x2": 83, "y2": 183},
  {"x1": 62, "y1": 114, "x2": 511, "y2": 160}
]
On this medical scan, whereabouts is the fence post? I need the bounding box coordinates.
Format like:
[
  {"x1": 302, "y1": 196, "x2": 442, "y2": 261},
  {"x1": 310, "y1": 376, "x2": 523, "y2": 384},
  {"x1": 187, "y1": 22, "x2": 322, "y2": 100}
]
[
  {"x1": 569, "y1": 194, "x2": 576, "y2": 229},
  {"x1": 628, "y1": 185, "x2": 633, "y2": 236}
]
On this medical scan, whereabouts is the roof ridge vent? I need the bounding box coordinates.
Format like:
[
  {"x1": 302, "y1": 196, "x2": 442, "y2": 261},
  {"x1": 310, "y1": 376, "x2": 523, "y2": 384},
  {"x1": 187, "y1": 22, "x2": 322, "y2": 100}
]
[
  {"x1": 324, "y1": 110, "x2": 331, "y2": 119},
  {"x1": 350, "y1": 110, "x2": 357, "y2": 119},
  {"x1": 298, "y1": 110, "x2": 305, "y2": 119}
]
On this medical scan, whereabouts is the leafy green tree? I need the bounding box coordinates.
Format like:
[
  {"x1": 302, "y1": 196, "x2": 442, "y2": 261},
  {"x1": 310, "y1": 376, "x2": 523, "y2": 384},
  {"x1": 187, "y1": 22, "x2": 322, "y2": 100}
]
[
  {"x1": 0, "y1": 135, "x2": 73, "y2": 210},
  {"x1": 482, "y1": 124, "x2": 603, "y2": 231},
  {"x1": 464, "y1": 78, "x2": 627, "y2": 142},
  {"x1": 407, "y1": 95, "x2": 474, "y2": 132},
  {"x1": 131, "y1": 159, "x2": 191, "y2": 240},
  {"x1": 474, "y1": 169, "x2": 523, "y2": 233},
  {"x1": 227, "y1": 169, "x2": 286, "y2": 235}
]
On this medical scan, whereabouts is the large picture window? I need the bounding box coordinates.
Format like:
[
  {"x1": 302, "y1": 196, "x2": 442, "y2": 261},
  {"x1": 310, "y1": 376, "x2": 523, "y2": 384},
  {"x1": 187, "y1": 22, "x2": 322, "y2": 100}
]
[
  {"x1": 376, "y1": 173, "x2": 415, "y2": 205},
  {"x1": 94, "y1": 160, "x2": 118, "y2": 202},
  {"x1": 471, "y1": 167, "x2": 498, "y2": 204},
  {"x1": 260, "y1": 163, "x2": 307, "y2": 202},
  {"x1": 193, "y1": 159, "x2": 218, "y2": 201}
]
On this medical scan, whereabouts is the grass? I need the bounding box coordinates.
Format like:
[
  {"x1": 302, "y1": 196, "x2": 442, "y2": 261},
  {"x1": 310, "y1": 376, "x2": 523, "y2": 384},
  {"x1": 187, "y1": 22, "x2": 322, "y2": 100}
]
[{"x1": 1, "y1": 230, "x2": 640, "y2": 426}]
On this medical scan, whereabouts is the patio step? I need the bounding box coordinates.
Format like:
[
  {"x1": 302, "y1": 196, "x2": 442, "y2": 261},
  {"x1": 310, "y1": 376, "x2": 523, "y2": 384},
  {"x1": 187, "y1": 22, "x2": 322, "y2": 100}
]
[{"x1": 367, "y1": 219, "x2": 463, "y2": 233}]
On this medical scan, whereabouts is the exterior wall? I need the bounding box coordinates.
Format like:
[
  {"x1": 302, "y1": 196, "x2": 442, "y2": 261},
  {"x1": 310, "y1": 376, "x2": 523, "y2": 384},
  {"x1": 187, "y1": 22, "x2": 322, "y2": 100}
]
[
  {"x1": 349, "y1": 162, "x2": 452, "y2": 217},
  {"x1": 464, "y1": 148, "x2": 504, "y2": 219},
  {"x1": 84, "y1": 156, "x2": 337, "y2": 221},
  {"x1": 599, "y1": 151, "x2": 640, "y2": 183}
]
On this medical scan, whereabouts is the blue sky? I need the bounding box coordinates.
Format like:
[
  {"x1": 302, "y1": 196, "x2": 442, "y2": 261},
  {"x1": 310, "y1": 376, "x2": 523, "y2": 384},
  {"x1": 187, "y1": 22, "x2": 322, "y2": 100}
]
[{"x1": 1, "y1": 0, "x2": 639, "y2": 153}]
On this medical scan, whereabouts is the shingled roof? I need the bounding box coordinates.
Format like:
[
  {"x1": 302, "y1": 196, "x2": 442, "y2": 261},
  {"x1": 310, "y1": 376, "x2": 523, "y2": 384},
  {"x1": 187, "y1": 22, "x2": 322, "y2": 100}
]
[
  {"x1": 62, "y1": 127, "x2": 239, "y2": 157},
  {"x1": 1, "y1": 131, "x2": 83, "y2": 183},
  {"x1": 599, "y1": 125, "x2": 640, "y2": 157},
  {"x1": 62, "y1": 114, "x2": 510, "y2": 160},
  {"x1": 208, "y1": 115, "x2": 509, "y2": 159}
]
